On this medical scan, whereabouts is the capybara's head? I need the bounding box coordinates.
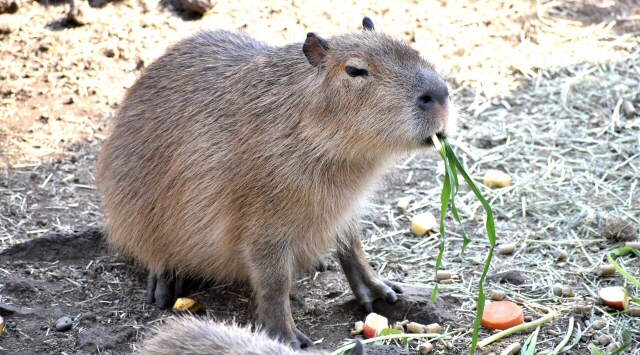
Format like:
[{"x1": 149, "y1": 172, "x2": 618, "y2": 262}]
[{"x1": 302, "y1": 17, "x2": 457, "y2": 156}]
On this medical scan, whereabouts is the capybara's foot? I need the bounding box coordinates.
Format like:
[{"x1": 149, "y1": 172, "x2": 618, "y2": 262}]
[
  {"x1": 352, "y1": 276, "x2": 403, "y2": 313},
  {"x1": 146, "y1": 271, "x2": 192, "y2": 309},
  {"x1": 314, "y1": 259, "x2": 327, "y2": 272},
  {"x1": 291, "y1": 325, "x2": 315, "y2": 349},
  {"x1": 339, "y1": 236, "x2": 403, "y2": 313}
]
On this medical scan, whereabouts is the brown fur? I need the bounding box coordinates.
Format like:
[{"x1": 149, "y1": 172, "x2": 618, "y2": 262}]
[
  {"x1": 96, "y1": 19, "x2": 455, "y2": 347},
  {"x1": 141, "y1": 318, "x2": 328, "y2": 355}
]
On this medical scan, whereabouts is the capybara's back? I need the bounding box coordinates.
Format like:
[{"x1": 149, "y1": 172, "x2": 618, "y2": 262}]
[
  {"x1": 97, "y1": 18, "x2": 456, "y2": 348},
  {"x1": 97, "y1": 31, "x2": 279, "y2": 284}
]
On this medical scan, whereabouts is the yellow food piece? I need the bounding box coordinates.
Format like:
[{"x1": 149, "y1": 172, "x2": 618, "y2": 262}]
[
  {"x1": 172, "y1": 297, "x2": 202, "y2": 313},
  {"x1": 483, "y1": 170, "x2": 512, "y2": 188},
  {"x1": 411, "y1": 212, "x2": 436, "y2": 236}
]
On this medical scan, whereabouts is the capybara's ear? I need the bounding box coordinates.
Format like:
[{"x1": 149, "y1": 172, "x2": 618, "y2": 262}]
[
  {"x1": 303, "y1": 32, "x2": 329, "y2": 67},
  {"x1": 350, "y1": 339, "x2": 365, "y2": 355},
  {"x1": 362, "y1": 17, "x2": 374, "y2": 31}
]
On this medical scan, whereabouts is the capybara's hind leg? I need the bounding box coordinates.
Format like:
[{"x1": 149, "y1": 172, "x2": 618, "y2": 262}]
[{"x1": 338, "y1": 230, "x2": 403, "y2": 314}]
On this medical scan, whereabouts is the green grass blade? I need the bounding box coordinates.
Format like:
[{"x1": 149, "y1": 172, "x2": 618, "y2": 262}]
[
  {"x1": 590, "y1": 345, "x2": 605, "y2": 355},
  {"x1": 430, "y1": 156, "x2": 450, "y2": 305},
  {"x1": 607, "y1": 247, "x2": 640, "y2": 288},
  {"x1": 443, "y1": 143, "x2": 472, "y2": 257},
  {"x1": 442, "y1": 140, "x2": 497, "y2": 354},
  {"x1": 609, "y1": 328, "x2": 631, "y2": 355},
  {"x1": 444, "y1": 141, "x2": 496, "y2": 245},
  {"x1": 522, "y1": 326, "x2": 541, "y2": 355}
]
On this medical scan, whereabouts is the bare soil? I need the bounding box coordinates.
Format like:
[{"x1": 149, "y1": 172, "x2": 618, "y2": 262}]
[{"x1": 1, "y1": 0, "x2": 639, "y2": 354}]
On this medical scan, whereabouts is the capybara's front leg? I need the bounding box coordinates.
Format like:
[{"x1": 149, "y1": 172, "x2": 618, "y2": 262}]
[
  {"x1": 248, "y1": 243, "x2": 314, "y2": 350},
  {"x1": 338, "y1": 228, "x2": 403, "y2": 313},
  {"x1": 146, "y1": 271, "x2": 176, "y2": 308},
  {"x1": 146, "y1": 271, "x2": 190, "y2": 309}
]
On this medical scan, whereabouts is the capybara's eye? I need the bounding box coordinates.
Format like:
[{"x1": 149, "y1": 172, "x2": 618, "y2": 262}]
[{"x1": 345, "y1": 66, "x2": 368, "y2": 77}]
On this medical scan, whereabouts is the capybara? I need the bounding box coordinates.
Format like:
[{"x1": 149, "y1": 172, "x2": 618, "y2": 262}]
[{"x1": 96, "y1": 17, "x2": 456, "y2": 349}]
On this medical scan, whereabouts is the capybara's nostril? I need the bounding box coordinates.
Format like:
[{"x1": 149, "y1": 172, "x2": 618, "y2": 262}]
[
  {"x1": 417, "y1": 75, "x2": 450, "y2": 111},
  {"x1": 418, "y1": 93, "x2": 433, "y2": 108}
]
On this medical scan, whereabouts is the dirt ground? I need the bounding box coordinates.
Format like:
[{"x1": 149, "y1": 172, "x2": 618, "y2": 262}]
[{"x1": 1, "y1": 0, "x2": 639, "y2": 354}]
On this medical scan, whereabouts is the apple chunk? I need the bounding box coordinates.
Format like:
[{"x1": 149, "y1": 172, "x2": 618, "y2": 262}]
[
  {"x1": 363, "y1": 312, "x2": 388, "y2": 339},
  {"x1": 599, "y1": 286, "x2": 629, "y2": 310}
]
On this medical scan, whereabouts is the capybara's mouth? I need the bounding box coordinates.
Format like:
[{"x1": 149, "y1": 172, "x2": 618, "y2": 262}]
[{"x1": 422, "y1": 131, "x2": 447, "y2": 147}]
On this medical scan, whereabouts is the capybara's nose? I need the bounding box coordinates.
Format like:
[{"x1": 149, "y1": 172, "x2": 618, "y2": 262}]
[{"x1": 417, "y1": 75, "x2": 450, "y2": 111}]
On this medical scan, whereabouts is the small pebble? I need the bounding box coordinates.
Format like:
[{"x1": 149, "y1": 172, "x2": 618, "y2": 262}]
[
  {"x1": 562, "y1": 285, "x2": 575, "y2": 297},
  {"x1": 180, "y1": 0, "x2": 214, "y2": 14},
  {"x1": 55, "y1": 316, "x2": 73, "y2": 332},
  {"x1": 597, "y1": 335, "x2": 611, "y2": 346},
  {"x1": 622, "y1": 100, "x2": 636, "y2": 118},
  {"x1": 498, "y1": 243, "x2": 516, "y2": 255},
  {"x1": 572, "y1": 305, "x2": 591, "y2": 315},
  {"x1": 0, "y1": 23, "x2": 11, "y2": 35},
  {"x1": 547, "y1": 329, "x2": 560, "y2": 336},
  {"x1": 591, "y1": 320, "x2": 605, "y2": 330},
  {"x1": 629, "y1": 308, "x2": 640, "y2": 317},
  {"x1": 0, "y1": 0, "x2": 20, "y2": 14},
  {"x1": 554, "y1": 249, "x2": 568, "y2": 261},
  {"x1": 490, "y1": 290, "x2": 505, "y2": 301},
  {"x1": 589, "y1": 245, "x2": 600, "y2": 253},
  {"x1": 439, "y1": 279, "x2": 454, "y2": 285},
  {"x1": 313, "y1": 307, "x2": 325, "y2": 316},
  {"x1": 523, "y1": 315, "x2": 533, "y2": 322},
  {"x1": 553, "y1": 283, "x2": 563, "y2": 296}
]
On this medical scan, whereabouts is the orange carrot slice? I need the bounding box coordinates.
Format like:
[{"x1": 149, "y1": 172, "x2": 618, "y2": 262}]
[{"x1": 481, "y1": 301, "x2": 525, "y2": 331}]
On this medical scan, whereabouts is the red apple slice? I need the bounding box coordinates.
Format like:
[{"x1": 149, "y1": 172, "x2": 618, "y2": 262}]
[
  {"x1": 363, "y1": 312, "x2": 388, "y2": 339},
  {"x1": 599, "y1": 286, "x2": 629, "y2": 311}
]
